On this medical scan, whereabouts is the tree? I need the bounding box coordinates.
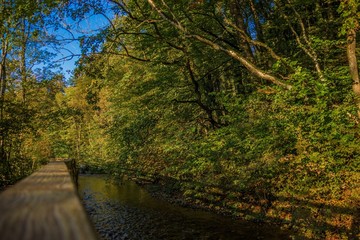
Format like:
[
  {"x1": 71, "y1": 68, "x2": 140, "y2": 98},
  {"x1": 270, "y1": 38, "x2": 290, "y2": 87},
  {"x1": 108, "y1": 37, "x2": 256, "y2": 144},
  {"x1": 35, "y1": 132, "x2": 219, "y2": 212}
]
[
  {"x1": 76, "y1": 1, "x2": 358, "y2": 238},
  {"x1": 339, "y1": 0, "x2": 360, "y2": 115},
  {"x1": 0, "y1": 0, "x2": 68, "y2": 185}
]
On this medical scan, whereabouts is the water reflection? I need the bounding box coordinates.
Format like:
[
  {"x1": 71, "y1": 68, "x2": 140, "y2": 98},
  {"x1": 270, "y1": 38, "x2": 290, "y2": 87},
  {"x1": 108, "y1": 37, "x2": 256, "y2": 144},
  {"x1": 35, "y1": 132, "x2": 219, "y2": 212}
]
[{"x1": 78, "y1": 175, "x2": 290, "y2": 240}]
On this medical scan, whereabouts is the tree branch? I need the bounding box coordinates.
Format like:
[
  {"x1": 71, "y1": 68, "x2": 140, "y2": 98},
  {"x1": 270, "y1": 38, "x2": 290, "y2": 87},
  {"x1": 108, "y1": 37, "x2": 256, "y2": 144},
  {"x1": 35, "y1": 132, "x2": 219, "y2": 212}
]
[
  {"x1": 282, "y1": 0, "x2": 325, "y2": 81},
  {"x1": 146, "y1": 0, "x2": 292, "y2": 90}
]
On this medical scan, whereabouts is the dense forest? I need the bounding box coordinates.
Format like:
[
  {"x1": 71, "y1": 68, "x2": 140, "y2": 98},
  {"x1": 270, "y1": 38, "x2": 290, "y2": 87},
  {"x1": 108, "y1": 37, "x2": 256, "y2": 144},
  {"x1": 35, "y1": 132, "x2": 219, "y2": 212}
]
[{"x1": 0, "y1": 0, "x2": 359, "y2": 239}]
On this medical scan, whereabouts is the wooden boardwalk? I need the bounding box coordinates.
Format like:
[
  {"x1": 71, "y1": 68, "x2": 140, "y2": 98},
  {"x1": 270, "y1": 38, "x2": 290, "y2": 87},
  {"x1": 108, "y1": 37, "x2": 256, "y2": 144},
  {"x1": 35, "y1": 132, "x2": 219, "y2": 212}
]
[{"x1": 0, "y1": 161, "x2": 97, "y2": 240}]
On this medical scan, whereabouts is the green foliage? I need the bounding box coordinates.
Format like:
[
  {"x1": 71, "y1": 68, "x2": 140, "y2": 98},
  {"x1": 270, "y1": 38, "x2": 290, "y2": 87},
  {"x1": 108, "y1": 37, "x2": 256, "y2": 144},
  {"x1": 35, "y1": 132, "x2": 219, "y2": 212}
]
[
  {"x1": 338, "y1": 0, "x2": 360, "y2": 35},
  {"x1": 77, "y1": 1, "x2": 358, "y2": 238}
]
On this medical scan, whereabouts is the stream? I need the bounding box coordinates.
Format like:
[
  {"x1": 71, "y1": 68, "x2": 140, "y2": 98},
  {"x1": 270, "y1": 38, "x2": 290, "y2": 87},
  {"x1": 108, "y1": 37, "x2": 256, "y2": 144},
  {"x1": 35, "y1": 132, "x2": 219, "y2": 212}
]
[{"x1": 78, "y1": 175, "x2": 290, "y2": 240}]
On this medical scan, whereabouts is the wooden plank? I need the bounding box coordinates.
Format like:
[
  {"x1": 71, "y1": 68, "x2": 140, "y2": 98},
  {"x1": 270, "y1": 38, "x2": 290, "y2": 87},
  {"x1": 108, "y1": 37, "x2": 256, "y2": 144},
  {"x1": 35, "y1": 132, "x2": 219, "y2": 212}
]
[{"x1": 0, "y1": 161, "x2": 97, "y2": 240}]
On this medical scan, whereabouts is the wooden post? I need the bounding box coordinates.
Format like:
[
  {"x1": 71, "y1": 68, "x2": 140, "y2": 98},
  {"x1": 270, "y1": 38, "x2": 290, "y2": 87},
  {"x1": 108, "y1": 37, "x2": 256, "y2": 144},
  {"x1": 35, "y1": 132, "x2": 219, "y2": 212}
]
[{"x1": 0, "y1": 161, "x2": 97, "y2": 240}]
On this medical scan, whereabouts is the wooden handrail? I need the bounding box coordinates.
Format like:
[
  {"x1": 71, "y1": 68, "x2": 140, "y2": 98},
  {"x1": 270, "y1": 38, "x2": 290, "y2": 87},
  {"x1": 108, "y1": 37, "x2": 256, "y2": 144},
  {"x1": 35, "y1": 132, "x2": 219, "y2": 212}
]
[{"x1": 0, "y1": 161, "x2": 97, "y2": 240}]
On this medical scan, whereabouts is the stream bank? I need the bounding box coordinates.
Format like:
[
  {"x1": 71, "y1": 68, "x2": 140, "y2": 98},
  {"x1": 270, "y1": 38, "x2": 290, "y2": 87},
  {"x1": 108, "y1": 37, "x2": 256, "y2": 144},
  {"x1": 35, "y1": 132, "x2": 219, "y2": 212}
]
[{"x1": 78, "y1": 174, "x2": 291, "y2": 240}]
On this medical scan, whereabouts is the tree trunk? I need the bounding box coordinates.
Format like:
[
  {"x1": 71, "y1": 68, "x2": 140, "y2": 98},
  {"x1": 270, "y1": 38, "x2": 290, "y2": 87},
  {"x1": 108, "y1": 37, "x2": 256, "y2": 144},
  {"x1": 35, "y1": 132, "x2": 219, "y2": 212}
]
[
  {"x1": 347, "y1": 28, "x2": 360, "y2": 116},
  {"x1": 0, "y1": 39, "x2": 8, "y2": 120},
  {"x1": 20, "y1": 19, "x2": 29, "y2": 105},
  {"x1": 0, "y1": 38, "x2": 8, "y2": 163},
  {"x1": 230, "y1": 1, "x2": 256, "y2": 63}
]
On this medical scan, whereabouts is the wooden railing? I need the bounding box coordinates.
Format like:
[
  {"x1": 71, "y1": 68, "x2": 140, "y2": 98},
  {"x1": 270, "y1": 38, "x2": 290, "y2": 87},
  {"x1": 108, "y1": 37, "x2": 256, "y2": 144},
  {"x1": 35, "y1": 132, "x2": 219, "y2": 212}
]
[{"x1": 0, "y1": 160, "x2": 97, "y2": 240}]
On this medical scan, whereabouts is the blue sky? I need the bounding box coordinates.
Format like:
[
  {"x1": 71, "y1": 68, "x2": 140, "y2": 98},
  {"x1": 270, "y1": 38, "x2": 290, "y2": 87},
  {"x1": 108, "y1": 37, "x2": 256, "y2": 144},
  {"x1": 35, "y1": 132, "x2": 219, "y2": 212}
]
[{"x1": 51, "y1": 8, "x2": 114, "y2": 81}]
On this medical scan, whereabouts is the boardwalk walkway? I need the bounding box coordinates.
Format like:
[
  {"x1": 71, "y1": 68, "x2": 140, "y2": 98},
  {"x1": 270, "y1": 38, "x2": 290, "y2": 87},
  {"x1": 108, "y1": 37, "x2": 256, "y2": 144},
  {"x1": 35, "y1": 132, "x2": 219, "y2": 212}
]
[{"x1": 0, "y1": 161, "x2": 96, "y2": 240}]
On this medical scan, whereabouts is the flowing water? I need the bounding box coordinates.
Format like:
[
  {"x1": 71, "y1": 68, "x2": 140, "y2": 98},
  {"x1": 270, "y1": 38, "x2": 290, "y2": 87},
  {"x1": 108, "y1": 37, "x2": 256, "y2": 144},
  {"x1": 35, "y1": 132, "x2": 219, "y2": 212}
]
[{"x1": 78, "y1": 175, "x2": 290, "y2": 240}]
